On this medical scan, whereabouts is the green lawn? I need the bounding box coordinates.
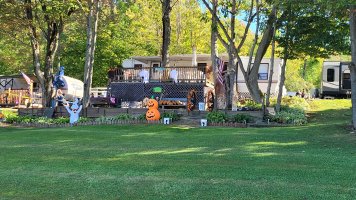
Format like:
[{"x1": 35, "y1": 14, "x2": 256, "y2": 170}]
[{"x1": 0, "y1": 100, "x2": 355, "y2": 199}]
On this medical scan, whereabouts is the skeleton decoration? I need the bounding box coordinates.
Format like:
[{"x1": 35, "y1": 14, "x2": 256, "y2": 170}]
[
  {"x1": 64, "y1": 98, "x2": 83, "y2": 125},
  {"x1": 53, "y1": 66, "x2": 65, "y2": 89}
]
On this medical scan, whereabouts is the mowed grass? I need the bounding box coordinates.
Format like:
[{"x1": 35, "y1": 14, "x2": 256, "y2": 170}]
[{"x1": 0, "y1": 100, "x2": 355, "y2": 199}]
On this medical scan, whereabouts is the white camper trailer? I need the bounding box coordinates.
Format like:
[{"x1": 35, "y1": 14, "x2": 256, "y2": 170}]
[
  {"x1": 320, "y1": 61, "x2": 351, "y2": 98},
  {"x1": 0, "y1": 74, "x2": 84, "y2": 107}
]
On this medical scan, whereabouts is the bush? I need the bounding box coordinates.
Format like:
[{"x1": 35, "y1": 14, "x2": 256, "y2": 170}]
[
  {"x1": 270, "y1": 96, "x2": 310, "y2": 111},
  {"x1": 160, "y1": 112, "x2": 181, "y2": 121},
  {"x1": 269, "y1": 107, "x2": 307, "y2": 125},
  {"x1": 53, "y1": 117, "x2": 70, "y2": 124},
  {"x1": 207, "y1": 111, "x2": 227, "y2": 123},
  {"x1": 136, "y1": 113, "x2": 147, "y2": 121},
  {"x1": 114, "y1": 114, "x2": 134, "y2": 120},
  {"x1": 231, "y1": 114, "x2": 252, "y2": 123},
  {"x1": 95, "y1": 116, "x2": 113, "y2": 123},
  {"x1": 0, "y1": 109, "x2": 17, "y2": 119},
  {"x1": 4, "y1": 115, "x2": 21, "y2": 123},
  {"x1": 267, "y1": 96, "x2": 310, "y2": 125},
  {"x1": 236, "y1": 99, "x2": 262, "y2": 110},
  {"x1": 78, "y1": 117, "x2": 91, "y2": 123}
]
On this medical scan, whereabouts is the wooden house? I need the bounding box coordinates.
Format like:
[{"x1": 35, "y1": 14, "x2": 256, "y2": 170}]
[{"x1": 108, "y1": 54, "x2": 284, "y2": 107}]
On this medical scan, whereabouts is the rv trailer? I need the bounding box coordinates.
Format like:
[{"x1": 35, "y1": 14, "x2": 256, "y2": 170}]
[
  {"x1": 320, "y1": 61, "x2": 351, "y2": 98},
  {"x1": 0, "y1": 74, "x2": 84, "y2": 107}
]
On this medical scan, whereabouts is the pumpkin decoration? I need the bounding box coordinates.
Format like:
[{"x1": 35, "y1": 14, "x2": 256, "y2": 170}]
[
  {"x1": 187, "y1": 89, "x2": 197, "y2": 112},
  {"x1": 0, "y1": 112, "x2": 4, "y2": 119},
  {"x1": 146, "y1": 108, "x2": 160, "y2": 120},
  {"x1": 145, "y1": 99, "x2": 160, "y2": 121},
  {"x1": 147, "y1": 99, "x2": 159, "y2": 109}
]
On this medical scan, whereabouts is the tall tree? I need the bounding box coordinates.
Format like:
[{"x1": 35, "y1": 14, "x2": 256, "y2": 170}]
[
  {"x1": 349, "y1": 4, "x2": 356, "y2": 129},
  {"x1": 202, "y1": 0, "x2": 277, "y2": 104},
  {"x1": 25, "y1": 1, "x2": 75, "y2": 107},
  {"x1": 78, "y1": 0, "x2": 101, "y2": 107},
  {"x1": 161, "y1": 0, "x2": 176, "y2": 68}
]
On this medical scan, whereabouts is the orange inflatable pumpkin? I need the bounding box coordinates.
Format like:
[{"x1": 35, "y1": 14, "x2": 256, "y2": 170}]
[
  {"x1": 0, "y1": 113, "x2": 4, "y2": 119},
  {"x1": 146, "y1": 108, "x2": 160, "y2": 120},
  {"x1": 147, "y1": 99, "x2": 159, "y2": 109}
]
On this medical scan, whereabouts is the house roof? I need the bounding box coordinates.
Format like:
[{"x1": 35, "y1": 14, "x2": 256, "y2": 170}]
[{"x1": 132, "y1": 54, "x2": 213, "y2": 63}]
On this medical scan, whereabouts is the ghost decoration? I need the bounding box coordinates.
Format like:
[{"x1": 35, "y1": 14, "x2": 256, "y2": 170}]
[{"x1": 64, "y1": 98, "x2": 83, "y2": 125}]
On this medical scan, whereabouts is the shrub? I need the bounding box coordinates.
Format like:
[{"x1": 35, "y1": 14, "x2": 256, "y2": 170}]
[
  {"x1": 160, "y1": 112, "x2": 181, "y2": 121},
  {"x1": 269, "y1": 107, "x2": 307, "y2": 125},
  {"x1": 95, "y1": 116, "x2": 113, "y2": 123},
  {"x1": 78, "y1": 117, "x2": 91, "y2": 123},
  {"x1": 207, "y1": 111, "x2": 227, "y2": 123},
  {"x1": 236, "y1": 99, "x2": 262, "y2": 110},
  {"x1": 270, "y1": 96, "x2": 310, "y2": 111},
  {"x1": 231, "y1": 114, "x2": 253, "y2": 123},
  {"x1": 136, "y1": 113, "x2": 147, "y2": 121},
  {"x1": 53, "y1": 117, "x2": 70, "y2": 124},
  {"x1": 0, "y1": 109, "x2": 17, "y2": 119},
  {"x1": 244, "y1": 99, "x2": 262, "y2": 110},
  {"x1": 4, "y1": 115, "x2": 21, "y2": 123},
  {"x1": 114, "y1": 114, "x2": 134, "y2": 120}
]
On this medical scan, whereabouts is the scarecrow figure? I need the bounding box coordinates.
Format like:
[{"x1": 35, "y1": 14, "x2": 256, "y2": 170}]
[
  {"x1": 64, "y1": 98, "x2": 82, "y2": 126},
  {"x1": 187, "y1": 89, "x2": 197, "y2": 112},
  {"x1": 206, "y1": 90, "x2": 214, "y2": 112}
]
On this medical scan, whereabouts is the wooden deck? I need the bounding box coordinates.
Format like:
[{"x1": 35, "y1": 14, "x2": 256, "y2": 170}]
[{"x1": 108, "y1": 66, "x2": 206, "y2": 84}]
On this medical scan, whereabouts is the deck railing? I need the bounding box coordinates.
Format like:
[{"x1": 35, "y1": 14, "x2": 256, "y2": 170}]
[{"x1": 108, "y1": 66, "x2": 206, "y2": 83}]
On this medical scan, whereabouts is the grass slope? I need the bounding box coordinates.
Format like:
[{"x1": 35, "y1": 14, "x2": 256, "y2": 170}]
[{"x1": 0, "y1": 100, "x2": 355, "y2": 199}]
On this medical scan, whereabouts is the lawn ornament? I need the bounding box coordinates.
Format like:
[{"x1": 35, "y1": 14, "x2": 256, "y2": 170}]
[
  {"x1": 145, "y1": 99, "x2": 160, "y2": 121},
  {"x1": 147, "y1": 98, "x2": 159, "y2": 110},
  {"x1": 187, "y1": 89, "x2": 197, "y2": 112},
  {"x1": 146, "y1": 108, "x2": 160, "y2": 121},
  {"x1": 0, "y1": 112, "x2": 4, "y2": 120},
  {"x1": 206, "y1": 90, "x2": 214, "y2": 112},
  {"x1": 53, "y1": 66, "x2": 65, "y2": 89},
  {"x1": 64, "y1": 98, "x2": 82, "y2": 125},
  {"x1": 201, "y1": 119, "x2": 207, "y2": 127}
]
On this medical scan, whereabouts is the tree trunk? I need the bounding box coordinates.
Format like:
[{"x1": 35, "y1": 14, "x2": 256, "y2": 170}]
[
  {"x1": 211, "y1": 0, "x2": 219, "y2": 110},
  {"x1": 247, "y1": 5, "x2": 276, "y2": 103},
  {"x1": 276, "y1": 5, "x2": 291, "y2": 112},
  {"x1": 302, "y1": 58, "x2": 307, "y2": 80},
  {"x1": 276, "y1": 58, "x2": 287, "y2": 112},
  {"x1": 44, "y1": 21, "x2": 62, "y2": 107},
  {"x1": 226, "y1": 45, "x2": 236, "y2": 109},
  {"x1": 266, "y1": 37, "x2": 275, "y2": 106},
  {"x1": 266, "y1": 7, "x2": 277, "y2": 107},
  {"x1": 349, "y1": 5, "x2": 356, "y2": 129},
  {"x1": 83, "y1": 0, "x2": 100, "y2": 107},
  {"x1": 225, "y1": 0, "x2": 237, "y2": 109},
  {"x1": 161, "y1": 0, "x2": 171, "y2": 68},
  {"x1": 25, "y1": 0, "x2": 61, "y2": 107}
]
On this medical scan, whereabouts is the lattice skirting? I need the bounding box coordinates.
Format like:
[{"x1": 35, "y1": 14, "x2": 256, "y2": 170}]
[{"x1": 109, "y1": 82, "x2": 205, "y2": 105}]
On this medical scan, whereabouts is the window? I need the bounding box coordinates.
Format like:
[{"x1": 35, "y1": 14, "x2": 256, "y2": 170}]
[
  {"x1": 152, "y1": 63, "x2": 160, "y2": 72},
  {"x1": 258, "y1": 63, "x2": 269, "y2": 80},
  {"x1": 327, "y1": 68, "x2": 335, "y2": 82},
  {"x1": 134, "y1": 64, "x2": 142, "y2": 69},
  {"x1": 197, "y1": 63, "x2": 207, "y2": 73},
  {"x1": 343, "y1": 73, "x2": 350, "y2": 80}
]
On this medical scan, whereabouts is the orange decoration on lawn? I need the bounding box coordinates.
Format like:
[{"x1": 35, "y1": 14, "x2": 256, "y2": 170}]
[
  {"x1": 0, "y1": 113, "x2": 4, "y2": 119},
  {"x1": 147, "y1": 99, "x2": 159, "y2": 109},
  {"x1": 146, "y1": 108, "x2": 160, "y2": 121}
]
